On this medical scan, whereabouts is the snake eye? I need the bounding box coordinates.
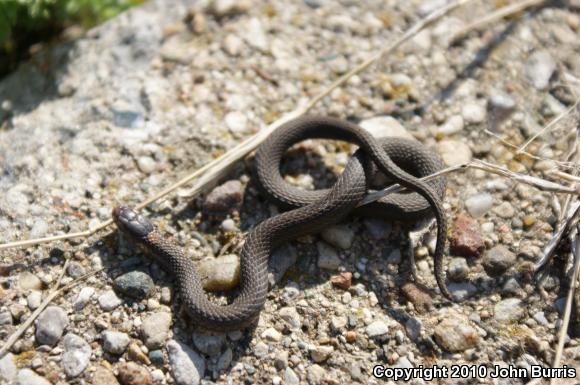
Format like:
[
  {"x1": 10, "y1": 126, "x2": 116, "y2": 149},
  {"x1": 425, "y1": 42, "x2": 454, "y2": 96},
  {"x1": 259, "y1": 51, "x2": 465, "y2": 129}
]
[{"x1": 112, "y1": 206, "x2": 154, "y2": 239}]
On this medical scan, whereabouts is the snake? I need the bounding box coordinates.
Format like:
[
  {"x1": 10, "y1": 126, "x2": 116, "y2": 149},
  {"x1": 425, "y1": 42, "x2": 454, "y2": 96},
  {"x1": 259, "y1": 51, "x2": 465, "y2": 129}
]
[{"x1": 112, "y1": 115, "x2": 450, "y2": 331}]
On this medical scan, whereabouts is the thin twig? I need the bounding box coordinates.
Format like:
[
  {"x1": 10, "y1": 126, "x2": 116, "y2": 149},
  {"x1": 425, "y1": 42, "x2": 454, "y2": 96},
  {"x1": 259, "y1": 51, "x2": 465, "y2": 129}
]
[
  {"x1": 0, "y1": 0, "x2": 475, "y2": 251},
  {"x1": 518, "y1": 96, "x2": 580, "y2": 154},
  {"x1": 550, "y1": 226, "x2": 580, "y2": 383},
  {"x1": 450, "y1": 0, "x2": 545, "y2": 44}
]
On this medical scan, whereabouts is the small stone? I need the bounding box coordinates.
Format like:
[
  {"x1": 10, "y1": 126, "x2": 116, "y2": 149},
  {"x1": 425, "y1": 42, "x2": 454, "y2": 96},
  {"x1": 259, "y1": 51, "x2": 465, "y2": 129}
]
[
  {"x1": 268, "y1": 244, "x2": 298, "y2": 285},
  {"x1": 192, "y1": 332, "x2": 225, "y2": 356},
  {"x1": 217, "y1": 348, "x2": 233, "y2": 371},
  {"x1": 448, "y1": 282, "x2": 478, "y2": 301},
  {"x1": 306, "y1": 364, "x2": 326, "y2": 385},
  {"x1": 0, "y1": 311, "x2": 11, "y2": 326},
  {"x1": 310, "y1": 345, "x2": 334, "y2": 363},
  {"x1": 366, "y1": 320, "x2": 389, "y2": 338},
  {"x1": 15, "y1": 369, "x2": 51, "y2": 385},
  {"x1": 274, "y1": 351, "x2": 288, "y2": 370},
  {"x1": 488, "y1": 91, "x2": 516, "y2": 128},
  {"x1": 220, "y1": 218, "x2": 237, "y2": 232},
  {"x1": 19, "y1": 271, "x2": 42, "y2": 290},
  {"x1": 450, "y1": 214, "x2": 485, "y2": 257},
  {"x1": 330, "y1": 272, "x2": 352, "y2": 290},
  {"x1": 167, "y1": 340, "x2": 205, "y2": 385},
  {"x1": 434, "y1": 316, "x2": 480, "y2": 352},
  {"x1": 137, "y1": 156, "x2": 156, "y2": 174},
  {"x1": 142, "y1": 312, "x2": 172, "y2": 349},
  {"x1": 73, "y1": 287, "x2": 95, "y2": 311},
  {"x1": 203, "y1": 180, "x2": 244, "y2": 215},
  {"x1": 279, "y1": 307, "x2": 301, "y2": 329},
  {"x1": 222, "y1": 34, "x2": 244, "y2": 56},
  {"x1": 261, "y1": 327, "x2": 282, "y2": 342},
  {"x1": 494, "y1": 298, "x2": 524, "y2": 322},
  {"x1": 464, "y1": 193, "x2": 493, "y2": 218},
  {"x1": 114, "y1": 271, "x2": 155, "y2": 299},
  {"x1": 405, "y1": 318, "x2": 422, "y2": 341},
  {"x1": 363, "y1": 218, "x2": 392, "y2": 240},
  {"x1": 483, "y1": 245, "x2": 517, "y2": 275},
  {"x1": 0, "y1": 353, "x2": 17, "y2": 383},
  {"x1": 284, "y1": 367, "x2": 300, "y2": 385},
  {"x1": 254, "y1": 342, "x2": 269, "y2": 358},
  {"x1": 493, "y1": 201, "x2": 515, "y2": 219},
  {"x1": 436, "y1": 140, "x2": 472, "y2": 166},
  {"x1": 345, "y1": 331, "x2": 357, "y2": 343},
  {"x1": 103, "y1": 331, "x2": 131, "y2": 354},
  {"x1": 92, "y1": 367, "x2": 120, "y2": 385},
  {"x1": 401, "y1": 282, "x2": 433, "y2": 313},
  {"x1": 35, "y1": 306, "x2": 68, "y2": 346},
  {"x1": 30, "y1": 219, "x2": 48, "y2": 238},
  {"x1": 128, "y1": 343, "x2": 151, "y2": 365},
  {"x1": 98, "y1": 290, "x2": 123, "y2": 311},
  {"x1": 198, "y1": 254, "x2": 240, "y2": 291},
  {"x1": 532, "y1": 311, "x2": 549, "y2": 326},
  {"x1": 160, "y1": 287, "x2": 172, "y2": 304},
  {"x1": 149, "y1": 350, "x2": 164, "y2": 366},
  {"x1": 321, "y1": 224, "x2": 354, "y2": 249},
  {"x1": 525, "y1": 51, "x2": 556, "y2": 90},
  {"x1": 360, "y1": 116, "x2": 415, "y2": 141},
  {"x1": 523, "y1": 215, "x2": 536, "y2": 229},
  {"x1": 225, "y1": 111, "x2": 249, "y2": 135},
  {"x1": 448, "y1": 258, "x2": 469, "y2": 281},
  {"x1": 66, "y1": 261, "x2": 85, "y2": 278},
  {"x1": 10, "y1": 304, "x2": 27, "y2": 322},
  {"x1": 117, "y1": 362, "x2": 152, "y2": 385},
  {"x1": 317, "y1": 242, "x2": 342, "y2": 270},
  {"x1": 26, "y1": 291, "x2": 42, "y2": 310},
  {"x1": 436, "y1": 115, "x2": 464, "y2": 135},
  {"x1": 461, "y1": 103, "x2": 486, "y2": 124},
  {"x1": 62, "y1": 333, "x2": 91, "y2": 378},
  {"x1": 209, "y1": 0, "x2": 250, "y2": 19}
]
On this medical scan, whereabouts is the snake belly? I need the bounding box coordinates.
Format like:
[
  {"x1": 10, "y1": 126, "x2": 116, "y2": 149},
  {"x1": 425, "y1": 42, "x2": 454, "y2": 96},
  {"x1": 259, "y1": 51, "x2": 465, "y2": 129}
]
[{"x1": 113, "y1": 115, "x2": 450, "y2": 331}]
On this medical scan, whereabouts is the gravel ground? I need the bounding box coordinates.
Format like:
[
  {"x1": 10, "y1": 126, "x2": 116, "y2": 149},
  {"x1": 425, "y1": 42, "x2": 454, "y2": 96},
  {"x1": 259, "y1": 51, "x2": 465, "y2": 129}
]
[{"x1": 1, "y1": 0, "x2": 580, "y2": 384}]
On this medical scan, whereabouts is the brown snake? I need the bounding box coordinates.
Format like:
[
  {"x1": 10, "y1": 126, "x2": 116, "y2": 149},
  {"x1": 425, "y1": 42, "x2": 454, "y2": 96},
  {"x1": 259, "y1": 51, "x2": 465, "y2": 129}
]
[{"x1": 113, "y1": 115, "x2": 451, "y2": 331}]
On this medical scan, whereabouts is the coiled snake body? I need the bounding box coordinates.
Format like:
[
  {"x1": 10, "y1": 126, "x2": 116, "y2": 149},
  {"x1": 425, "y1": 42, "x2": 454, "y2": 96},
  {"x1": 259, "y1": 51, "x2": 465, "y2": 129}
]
[{"x1": 113, "y1": 116, "x2": 450, "y2": 331}]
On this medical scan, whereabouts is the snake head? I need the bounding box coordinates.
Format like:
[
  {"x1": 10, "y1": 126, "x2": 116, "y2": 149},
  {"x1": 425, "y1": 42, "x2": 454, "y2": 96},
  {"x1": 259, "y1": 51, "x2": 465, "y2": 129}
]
[{"x1": 112, "y1": 206, "x2": 154, "y2": 240}]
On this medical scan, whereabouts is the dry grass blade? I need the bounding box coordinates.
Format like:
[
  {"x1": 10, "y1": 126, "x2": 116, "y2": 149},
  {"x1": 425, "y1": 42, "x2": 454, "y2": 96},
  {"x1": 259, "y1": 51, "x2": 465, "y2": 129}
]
[
  {"x1": 450, "y1": 0, "x2": 545, "y2": 43},
  {"x1": 550, "y1": 226, "x2": 580, "y2": 384},
  {"x1": 0, "y1": 0, "x2": 476, "y2": 251}
]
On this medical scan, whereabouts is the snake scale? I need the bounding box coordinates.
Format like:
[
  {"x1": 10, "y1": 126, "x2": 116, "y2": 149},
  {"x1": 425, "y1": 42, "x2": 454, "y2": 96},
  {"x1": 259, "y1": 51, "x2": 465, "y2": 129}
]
[{"x1": 113, "y1": 115, "x2": 450, "y2": 331}]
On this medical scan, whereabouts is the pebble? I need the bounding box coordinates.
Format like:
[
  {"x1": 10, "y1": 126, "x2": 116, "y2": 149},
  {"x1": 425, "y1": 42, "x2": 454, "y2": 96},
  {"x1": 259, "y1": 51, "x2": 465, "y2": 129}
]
[
  {"x1": 15, "y1": 369, "x2": 51, "y2": 385},
  {"x1": 274, "y1": 351, "x2": 288, "y2": 370},
  {"x1": 254, "y1": 342, "x2": 268, "y2": 358},
  {"x1": 436, "y1": 140, "x2": 472, "y2": 166},
  {"x1": 450, "y1": 214, "x2": 485, "y2": 257},
  {"x1": 222, "y1": 34, "x2": 244, "y2": 56},
  {"x1": 225, "y1": 111, "x2": 249, "y2": 135},
  {"x1": 306, "y1": 364, "x2": 327, "y2": 384},
  {"x1": 19, "y1": 271, "x2": 42, "y2": 290},
  {"x1": 103, "y1": 331, "x2": 131, "y2": 354},
  {"x1": 464, "y1": 193, "x2": 493, "y2": 218},
  {"x1": 310, "y1": 345, "x2": 334, "y2": 362},
  {"x1": 448, "y1": 257, "x2": 469, "y2": 281},
  {"x1": 502, "y1": 277, "x2": 522, "y2": 296},
  {"x1": 217, "y1": 348, "x2": 233, "y2": 371},
  {"x1": 448, "y1": 282, "x2": 478, "y2": 301},
  {"x1": 27, "y1": 291, "x2": 42, "y2": 310},
  {"x1": 35, "y1": 306, "x2": 68, "y2": 346},
  {"x1": 73, "y1": 287, "x2": 95, "y2": 311},
  {"x1": 461, "y1": 103, "x2": 486, "y2": 124},
  {"x1": 92, "y1": 367, "x2": 120, "y2": 385},
  {"x1": 366, "y1": 320, "x2": 389, "y2": 338},
  {"x1": 436, "y1": 115, "x2": 464, "y2": 135},
  {"x1": 330, "y1": 272, "x2": 352, "y2": 290},
  {"x1": 209, "y1": 0, "x2": 250, "y2": 19},
  {"x1": 114, "y1": 271, "x2": 155, "y2": 299},
  {"x1": 405, "y1": 318, "x2": 422, "y2": 341},
  {"x1": 494, "y1": 298, "x2": 524, "y2": 322},
  {"x1": 0, "y1": 353, "x2": 17, "y2": 383},
  {"x1": 488, "y1": 91, "x2": 516, "y2": 128},
  {"x1": 261, "y1": 327, "x2": 282, "y2": 342},
  {"x1": 142, "y1": 312, "x2": 172, "y2": 349},
  {"x1": 268, "y1": 244, "x2": 298, "y2": 285},
  {"x1": 317, "y1": 242, "x2": 342, "y2": 270},
  {"x1": 525, "y1": 51, "x2": 556, "y2": 90},
  {"x1": 359, "y1": 116, "x2": 415, "y2": 140},
  {"x1": 483, "y1": 245, "x2": 517, "y2": 275},
  {"x1": 198, "y1": 254, "x2": 240, "y2": 291},
  {"x1": 128, "y1": 343, "x2": 151, "y2": 365},
  {"x1": 118, "y1": 362, "x2": 152, "y2": 385},
  {"x1": 320, "y1": 224, "x2": 354, "y2": 249},
  {"x1": 279, "y1": 306, "x2": 301, "y2": 329},
  {"x1": 149, "y1": 350, "x2": 164, "y2": 366},
  {"x1": 98, "y1": 290, "x2": 123, "y2": 311},
  {"x1": 62, "y1": 333, "x2": 91, "y2": 378},
  {"x1": 433, "y1": 316, "x2": 480, "y2": 352},
  {"x1": 137, "y1": 156, "x2": 156, "y2": 174},
  {"x1": 0, "y1": 311, "x2": 12, "y2": 326},
  {"x1": 203, "y1": 180, "x2": 244, "y2": 214},
  {"x1": 532, "y1": 311, "x2": 549, "y2": 326},
  {"x1": 284, "y1": 367, "x2": 300, "y2": 385},
  {"x1": 192, "y1": 332, "x2": 225, "y2": 356},
  {"x1": 220, "y1": 218, "x2": 237, "y2": 232},
  {"x1": 363, "y1": 218, "x2": 392, "y2": 240},
  {"x1": 66, "y1": 261, "x2": 85, "y2": 278},
  {"x1": 167, "y1": 340, "x2": 206, "y2": 385},
  {"x1": 493, "y1": 201, "x2": 515, "y2": 219}
]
